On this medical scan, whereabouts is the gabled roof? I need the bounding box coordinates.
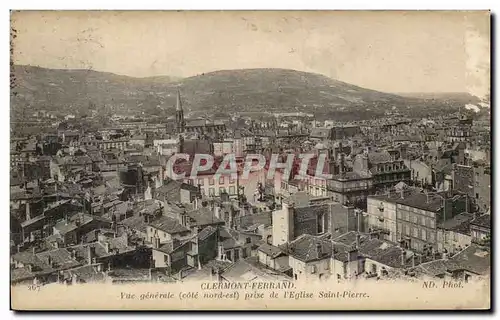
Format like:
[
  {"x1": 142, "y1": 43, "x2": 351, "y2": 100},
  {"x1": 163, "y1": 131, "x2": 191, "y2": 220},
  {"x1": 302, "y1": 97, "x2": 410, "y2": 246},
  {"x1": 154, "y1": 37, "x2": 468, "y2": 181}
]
[
  {"x1": 148, "y1": 216, "x2": 189, "y2": 234},
  {"x1": 287, "y1": 234, "x2": 333, "y2": 263}
]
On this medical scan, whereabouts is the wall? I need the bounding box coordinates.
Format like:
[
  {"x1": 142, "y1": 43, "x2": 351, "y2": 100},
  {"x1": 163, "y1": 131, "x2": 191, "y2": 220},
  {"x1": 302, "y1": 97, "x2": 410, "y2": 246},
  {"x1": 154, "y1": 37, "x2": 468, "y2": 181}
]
[
  {"x1": 146, "y1": 226, "x2": 173, "y2": 244},
  {"x1": 272, "y1": 203, "x2": 294, "y2": 246},
  {"x1": 364, "y1": 258, "x2": 393, "y2": 277},
  {"x1": 437, "y1": 229, "x2": 471, "y2": 255},
  {"x1": 367, "y1": 197, "x2": 397, "y2": 242},
  {"x1": 474, "y1": 165, "x2": 491, "y2": 212},
  {"x1": 289, "y1": 256, "x2": 331, "y2": 282},
  {"x1": 404, "y1": 159, "x2": 432, "y2": 186}
]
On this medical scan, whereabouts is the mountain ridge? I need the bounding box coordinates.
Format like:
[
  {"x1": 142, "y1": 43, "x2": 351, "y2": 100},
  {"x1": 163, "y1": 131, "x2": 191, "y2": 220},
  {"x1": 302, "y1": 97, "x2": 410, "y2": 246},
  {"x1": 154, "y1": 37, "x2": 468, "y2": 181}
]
[{"x1": 10, "y1": 64, "x2": 461, "y2": 119}]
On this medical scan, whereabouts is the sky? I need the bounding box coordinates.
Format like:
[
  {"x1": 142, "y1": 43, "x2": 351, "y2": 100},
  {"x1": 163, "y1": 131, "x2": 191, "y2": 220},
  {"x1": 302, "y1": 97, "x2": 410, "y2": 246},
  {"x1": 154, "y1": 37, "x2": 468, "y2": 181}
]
[{"x1": 11, "y1": 10, "x2": 490, "y2": 97}]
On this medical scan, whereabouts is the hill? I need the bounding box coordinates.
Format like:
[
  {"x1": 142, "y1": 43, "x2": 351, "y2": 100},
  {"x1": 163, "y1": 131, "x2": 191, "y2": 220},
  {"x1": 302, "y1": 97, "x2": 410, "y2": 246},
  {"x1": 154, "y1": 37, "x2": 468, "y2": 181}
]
[
  {"x1": 396, "y1": 92, "x2": 482, "y2": 105},
  {"x1": 11, "y1": 65, "x2": 456, "y2": 119}
]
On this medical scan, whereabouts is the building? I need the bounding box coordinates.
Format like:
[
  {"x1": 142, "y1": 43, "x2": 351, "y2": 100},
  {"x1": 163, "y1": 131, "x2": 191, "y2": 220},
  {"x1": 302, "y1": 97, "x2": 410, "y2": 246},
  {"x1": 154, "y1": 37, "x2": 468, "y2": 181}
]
[
  {"x1": 286, "y1": 234, "x2": 334, "y2": 281},
  {"x1": 473, "y1": 161, "x2": 491, "y2": 212},
  {"x1": 470, "y1": 214, "x2": 490, "y2": 245},
  {"x1": 272, "y1": 193, "x2": 359, "y2": 247},
  {"x1": 436, "y1": 212, "x2": 473, "y2": 255},
  {"x1": 366, "y1": 194, "x2": 398, "y2": 243},
  {"x1": 327, "y1": 171, "x2": 373, "y2": 209},
  {"x1": 367, "y1": 190, "x2": 469, "y2": 254},
  {"x1": 359, "y1": 150, "x2": 411, "y2": 192},
  {"x1": 447, "y1": 115, "x2": 472, "y2": 143},
  {"x1": 175, "y1": 91, "x2": 225, "y2": 136}
]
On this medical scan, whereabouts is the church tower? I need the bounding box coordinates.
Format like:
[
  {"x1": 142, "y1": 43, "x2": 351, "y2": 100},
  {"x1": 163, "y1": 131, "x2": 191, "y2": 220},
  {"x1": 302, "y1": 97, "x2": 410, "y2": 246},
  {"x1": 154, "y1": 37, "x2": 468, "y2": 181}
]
[{"x1": 175, "y1": 90, "x2": 185, "y2": 134}]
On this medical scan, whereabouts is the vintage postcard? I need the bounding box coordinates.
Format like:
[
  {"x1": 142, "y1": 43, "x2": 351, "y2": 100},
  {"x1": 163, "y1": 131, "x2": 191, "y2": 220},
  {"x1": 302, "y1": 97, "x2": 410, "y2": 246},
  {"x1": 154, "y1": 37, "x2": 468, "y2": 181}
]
[{"x1": 9, "y1": 10, "x2": 490, "y2": 310}]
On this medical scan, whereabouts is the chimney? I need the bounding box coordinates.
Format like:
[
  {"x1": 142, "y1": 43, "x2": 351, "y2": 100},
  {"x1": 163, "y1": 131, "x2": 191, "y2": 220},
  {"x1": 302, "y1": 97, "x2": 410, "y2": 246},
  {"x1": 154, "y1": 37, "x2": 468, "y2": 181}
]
[
  {"x1": 97, "y1": 263, "x2": 102, "y2": 272},
  {"x1": 347, "y1": 245, "x2": 358, "y2": 263},
  {"x1": 71, "y1": 250, "x2": 77, "y2": 260},
  {"x1": 104, "y1": 242, "x2": 110, "y2": 254},
  {"x1": 316, "y1": 243, "x2": 322, "y2": 256},
  {"x1": 32, "y1": 247, "x2": 37, "y2": 255},
  {"x1": 356, "y1": 234, "x2": 361, "y2": 248},
  {"x1": 87, "y1": 246, "x2": 94, "y2": 265},
  {"x1": 442, "y1": 251, "x2": 448, "y2": 260},
  {"x1": 400, "y1": 190, "x2": 404, "y2": 199},
  {"x1": 340, "y1": 152, "x2": 346, "y2": 175},
  {"x1": 412, "y1": 254, "x2": 416, "y2": 268},
  {"x1": 217, "y1": 242, "x2": 225, "y2": 261}
]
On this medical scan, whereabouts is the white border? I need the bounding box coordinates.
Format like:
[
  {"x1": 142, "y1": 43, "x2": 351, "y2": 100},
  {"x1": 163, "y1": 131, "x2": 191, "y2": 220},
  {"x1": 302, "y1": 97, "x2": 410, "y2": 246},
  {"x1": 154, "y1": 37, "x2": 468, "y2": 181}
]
[{"x1": 2, "y1": 1, "x2": 497, "y2": 319}]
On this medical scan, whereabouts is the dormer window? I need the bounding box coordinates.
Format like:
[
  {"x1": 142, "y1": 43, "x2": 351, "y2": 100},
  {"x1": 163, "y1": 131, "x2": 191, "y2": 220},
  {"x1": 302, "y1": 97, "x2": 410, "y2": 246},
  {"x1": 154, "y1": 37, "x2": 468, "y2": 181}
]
[
  {"x1": 310, "y1": 265, "x2": 317, "y2": 274},
  {"x1": 378, "y1": 202, "x2": 384, "y2": 212}
]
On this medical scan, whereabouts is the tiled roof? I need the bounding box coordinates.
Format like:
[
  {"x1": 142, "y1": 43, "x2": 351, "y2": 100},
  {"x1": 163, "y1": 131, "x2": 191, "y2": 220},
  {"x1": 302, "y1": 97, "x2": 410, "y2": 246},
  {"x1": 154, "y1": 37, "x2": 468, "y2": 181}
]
[
  {"x1": 450, "y1": 244, "x2": 490, "y2": 275},
  {"x1": 148, "y1": 215, "x2": 189, "y2": 234},
  {"x1": 368, "y1": 151, "x2": 392, "y2": 164},
  {"x1": 257, "y1": 243, "x2": 285, "y2": 259},
  {"x1": 187, "y1": 207, "x2": 225, "y2": 227},
  {"x1": 287, "y1": 234, "x2": 333, "y2": 263},
  {"x1": 471, "y1": 214, "x2": 491, "y2": 229},
  {"x1": 198, "y1": 226, "x2": 217, "y2": 241}
]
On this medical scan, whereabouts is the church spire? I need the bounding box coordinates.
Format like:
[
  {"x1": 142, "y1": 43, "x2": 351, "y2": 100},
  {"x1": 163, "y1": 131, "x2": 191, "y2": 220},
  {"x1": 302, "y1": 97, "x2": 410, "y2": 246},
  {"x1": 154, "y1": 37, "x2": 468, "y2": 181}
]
[
  {"x1": 175, "y1": 89, "x2": 185, "y2": 134},
  {"x1": 176, "y1": 90, "x2": 183, "y2": 111}
]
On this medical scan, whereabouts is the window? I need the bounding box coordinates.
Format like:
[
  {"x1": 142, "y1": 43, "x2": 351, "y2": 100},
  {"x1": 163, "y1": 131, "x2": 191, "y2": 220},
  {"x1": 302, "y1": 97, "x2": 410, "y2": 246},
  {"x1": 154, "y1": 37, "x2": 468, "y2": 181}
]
[
  {"x1": 429, "y1": 232, "x2": 435, "y2": 242},
  {"x1": 242, "y1": 248, "x2": 248, "y2": 258},
  {"x1": 405, "y1": 225, "x2": 410, "y2": 235},
  {"x1": 317, "y1": 212, "x2": 326, "y2": 234},
  {"x1": 412, "y1": 228, "x2": 418, "y2": 238},
  {"x1": 219, "y1": 187, "x2": 226, "y2": 194},
  {"x1": 198, "y1": 179, "x2": 204, "y2": 186},
  {"x1": 209, "y1": 179, "x2": 215, "y2": 185},
  {"x1": 219, "y1": 176, "x2": 225, "y2": 185},
  {"x1": 246, "y1": 237, "x2": 251, "y2": 244},
  {"x1": 234, "y1": 249, "x2": 240, "y2": 261},
  {"x1": 422, "y1": 229, "x2": 427, "y2": 241},
  {"x1": 164, "y1": 255, "x2": 168, "y2": 264},
  {"x1": 430, "y1": 220, "x2": 435, "y2": 228},
  {"x1": 229, "y1": 186, "x2": 235, "y2": 195},
  {"x1": 229, "y1": 176, "x2": 235, "y2": 184},
  {"x1": 310, "y1": 265, "x2": 317, "y2": 274},
  {"x1": 476, "y1": 193, "x2": 479, "y2": 199},
  {"x1": 209, "y1": 188, "x2": 215, "y2": 196}
]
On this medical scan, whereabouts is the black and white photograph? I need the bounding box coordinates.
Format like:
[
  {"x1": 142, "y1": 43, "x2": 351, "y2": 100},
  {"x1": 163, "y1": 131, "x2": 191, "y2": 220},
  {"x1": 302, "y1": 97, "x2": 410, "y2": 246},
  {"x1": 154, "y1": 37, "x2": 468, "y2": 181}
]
[{"x1": 9, "y1": 10, "x2": 491, "y2": 310}]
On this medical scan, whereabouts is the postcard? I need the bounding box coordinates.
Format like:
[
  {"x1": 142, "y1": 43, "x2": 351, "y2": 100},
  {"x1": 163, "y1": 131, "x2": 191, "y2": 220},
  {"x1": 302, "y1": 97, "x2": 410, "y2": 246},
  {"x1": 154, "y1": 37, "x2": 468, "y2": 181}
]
[{"x1": 10, "y1": 10, "x2": 490, "y2": 310}]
